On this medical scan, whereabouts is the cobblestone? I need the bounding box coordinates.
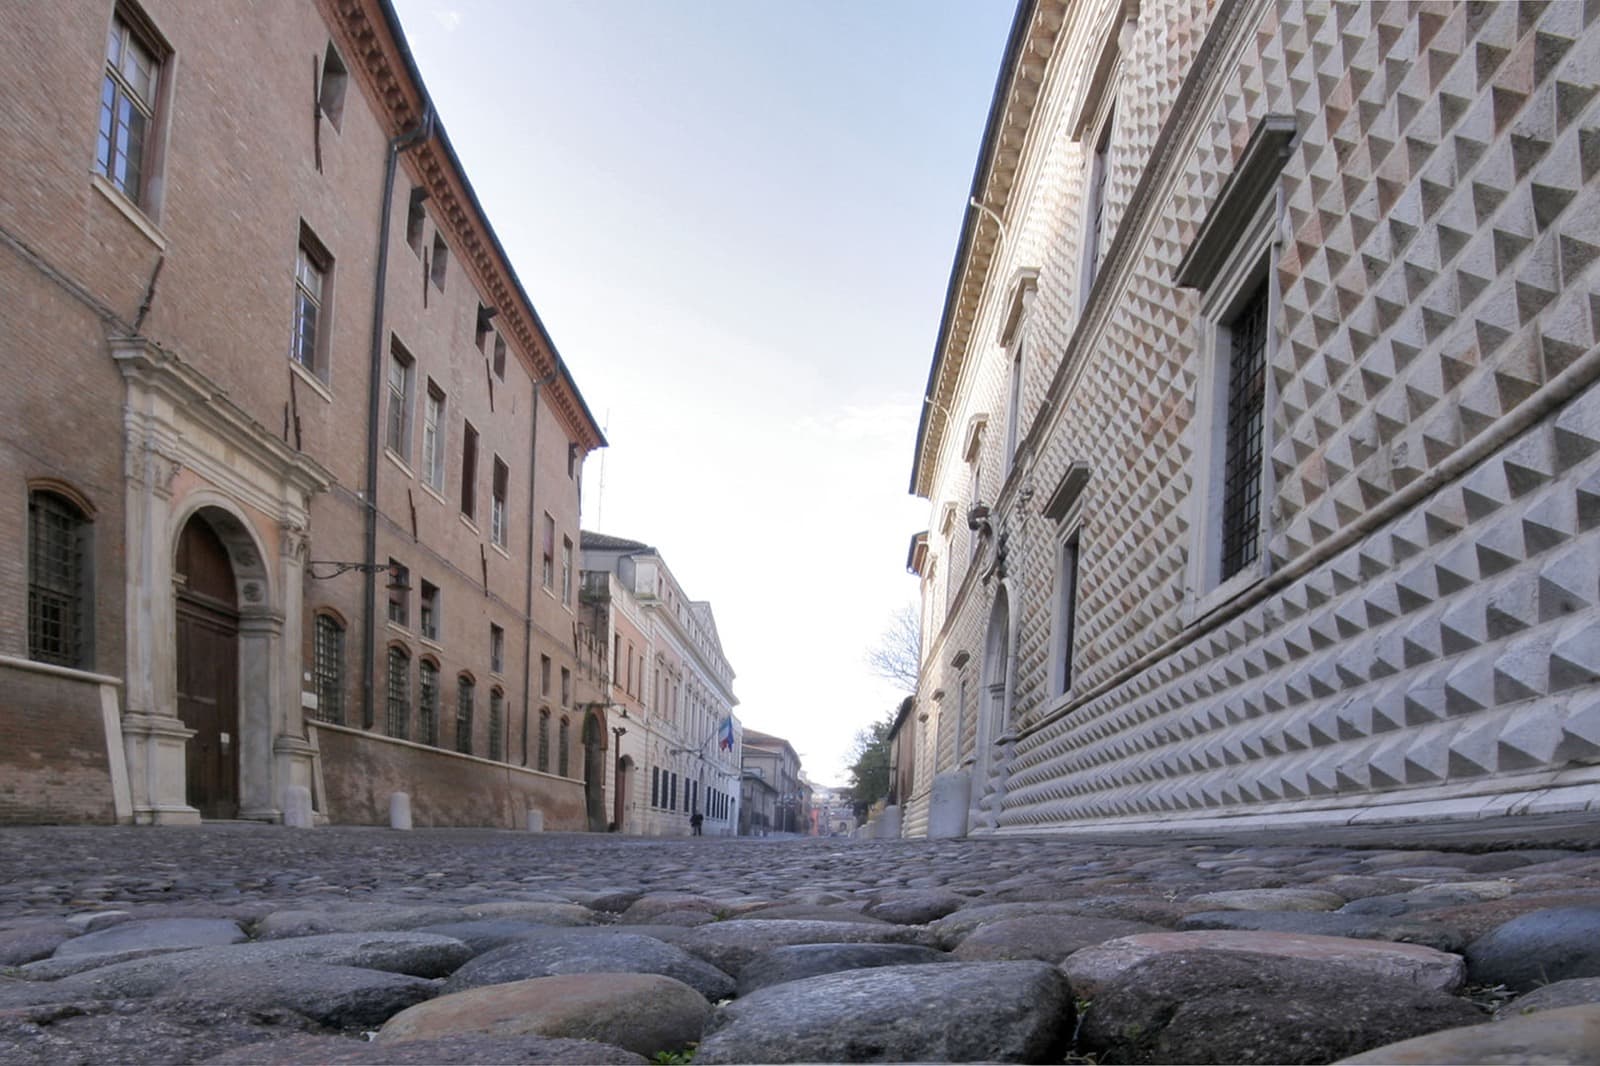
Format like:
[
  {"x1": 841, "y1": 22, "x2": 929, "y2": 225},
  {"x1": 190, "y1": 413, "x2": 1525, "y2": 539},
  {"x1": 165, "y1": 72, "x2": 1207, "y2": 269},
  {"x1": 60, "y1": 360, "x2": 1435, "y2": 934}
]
[{"x1": 0, "y1": 820, "x2": 1597, "y2": 1063}]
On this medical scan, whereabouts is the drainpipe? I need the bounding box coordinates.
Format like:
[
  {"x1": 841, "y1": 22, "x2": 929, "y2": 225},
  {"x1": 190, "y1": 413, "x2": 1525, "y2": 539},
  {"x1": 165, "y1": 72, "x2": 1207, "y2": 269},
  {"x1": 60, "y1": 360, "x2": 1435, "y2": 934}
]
[
  {"x1": 521, "y1": 370, "x2": 558, "y2": 749},
  {"x1": 360, "y1": 108, "x2": 434, "y2": 730}
]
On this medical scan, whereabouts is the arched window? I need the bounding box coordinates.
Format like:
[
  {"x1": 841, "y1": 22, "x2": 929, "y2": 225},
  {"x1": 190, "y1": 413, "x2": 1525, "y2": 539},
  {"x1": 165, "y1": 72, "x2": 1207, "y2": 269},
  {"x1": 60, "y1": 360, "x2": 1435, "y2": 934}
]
[
  {"x1": 537, "y1": 708, "x2": 551, "y2": 772},
  {"x1": 311, "y1": 613, "x2": 345, "y2": 724},
  {"x1": 488, "y1": 688, "x2": 504, "y2": 762},
  {"x1": 385, "y1": 645, "x2": 410, "y2": 739},
  {"x1": 558, "y1": 716, "x2": 570, "y2": 777},
  {"x1": 455, "y1": 675, "x2": 475, "y2": 755},
  {"x1": 417, "y1": 658, "x2": 439, "y2": 745},
  {"x1": 28, "y1": 489, "x2": 93, "y2": 669}
]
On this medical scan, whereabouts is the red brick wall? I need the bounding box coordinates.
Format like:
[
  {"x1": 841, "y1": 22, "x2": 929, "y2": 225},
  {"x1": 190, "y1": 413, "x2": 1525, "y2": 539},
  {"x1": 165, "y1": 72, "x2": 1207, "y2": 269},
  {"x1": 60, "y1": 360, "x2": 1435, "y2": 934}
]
[
  {"x1": 0, "y1": 664, "x2": 117, "y2": 824},
  {"x1": 314, "y1": 723, "x2": 586, "y2": 829}
]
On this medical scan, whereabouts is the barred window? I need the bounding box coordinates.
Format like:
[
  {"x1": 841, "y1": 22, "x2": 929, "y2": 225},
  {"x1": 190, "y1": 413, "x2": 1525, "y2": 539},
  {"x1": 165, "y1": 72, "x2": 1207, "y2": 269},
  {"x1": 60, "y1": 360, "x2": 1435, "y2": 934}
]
[
  {"x1": 28, "y1": 490, "x2": 91, "y2": 669},
  {"x1": 538, "y1": 708, "x2": 551, "y2": 772},
  {"x1": 1220, "y1": 281, "x2": 1269, "y2": 581},
  {"x1": 418, "y1": 659, "x2": 439, "y2": 745},
  {"x1": 456, "y1": 676, "x2": 474, "y2": 755},
  {"x1": 488, "y1": 689, "x2": 504, "y2": 761},
  {"x1": 558, "y1": 717, "x2": 570, "y2": 777},
  {"x1": 385, "y1": 645, "x2": 410, "y2": 739},
  {"x1": 311, "y1": 614, "x2": 344, "y2": 723}
]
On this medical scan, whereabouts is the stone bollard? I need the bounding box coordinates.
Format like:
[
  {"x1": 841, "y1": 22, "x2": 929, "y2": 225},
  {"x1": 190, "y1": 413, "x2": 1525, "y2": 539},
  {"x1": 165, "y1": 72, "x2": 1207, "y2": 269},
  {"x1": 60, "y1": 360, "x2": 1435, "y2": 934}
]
[
  {"x1": 526, "y1": 808, "x2": 544, "y2": 833},
  {"x1": 389, "y1": 792, "x2": 412, "y2": 830},
  {"x1": 282, "y1": 785, "x2": 314, "y2": 829},
  {"x1": 875, "y1": 805, "x2": 903, "y2": 840},
  {"x1": 927, "y1": 770, "x2": 972, "y2": 838}
]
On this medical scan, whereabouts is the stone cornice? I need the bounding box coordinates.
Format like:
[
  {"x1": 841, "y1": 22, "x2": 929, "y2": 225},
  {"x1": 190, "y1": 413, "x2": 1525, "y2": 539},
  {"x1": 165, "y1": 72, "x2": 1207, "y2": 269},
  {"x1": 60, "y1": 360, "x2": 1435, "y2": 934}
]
[
  {"x1": 322, "y1": 0, "x2": 606, "y2": 452},
  {"x1": 912, "y1": 0, "x2": 1067, "y2": 499}
]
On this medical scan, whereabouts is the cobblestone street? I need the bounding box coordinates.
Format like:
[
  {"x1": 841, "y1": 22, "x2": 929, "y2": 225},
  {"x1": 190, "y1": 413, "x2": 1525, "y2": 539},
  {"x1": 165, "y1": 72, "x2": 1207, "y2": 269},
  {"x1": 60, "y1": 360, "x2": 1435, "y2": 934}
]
[{"x1": 1, "y1": 820, "x2": 1599, "y2": 1063}]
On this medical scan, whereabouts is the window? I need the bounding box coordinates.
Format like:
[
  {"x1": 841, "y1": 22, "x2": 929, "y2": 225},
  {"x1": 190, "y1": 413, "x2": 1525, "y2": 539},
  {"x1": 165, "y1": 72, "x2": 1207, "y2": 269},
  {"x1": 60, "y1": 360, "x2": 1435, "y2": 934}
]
[
  {"x1": 1080, "y1": 106, "x2": 1115, "y2": 307},
  {"x1": 651, "y1": 766, "x2": 660, "y2": 807},
  {"x1": 491, "y1": 457, "x2": 508, "y2": 547},
  {"x1": 418, "y1": 658, "x2": 439, "y2": 745},
  {"x1": 386, "y1": 558, "x2": 409, "y2": 626},
  {"x1": 488, "y1": 689, "x2": 504, "y2": 761},
  {"x1": 386, "y1": 340, "x2": 414, "y2": 461},
  {"x1": 567, "y1": 442, "x2": 578, "y2": 479},
  {"x1": 561, "y1": 667, "x2": 571, "y2": 708},
  {"x1": 538, "y1": 709, "x2": 551, "y2": 772},
  {"x1": 461, "y1": 422, "x2": 479, "y2": 519},
  {"x1": 421, "y1": 382, "x2": 446, "y2": 492},
  {"x1": 540, "y1": 654, "x2": 552, "y2": 697},
  {"x1": 561, "y1": 536, "x2": 573, "y2": 606},
  {"x1": 519, "y1": 708, "x2": 529, "y2": 766},
  {"x1": 541, "y1": 513, "x2": 555, "y2": 589},
  {"x1": 558, "y1": 717, "x2": 570, "y2": 776},
  {"x1": 317, "y1": 43, "x2": 348, "y2": 130},
  {"x1": 311, "y1": 614, "x2": 344, "y2": 724},
  {"x1": 1053, "y1": 530, "x2": 1081, "y2": 697},
  {"x1": 406, "y1": 187, "x2": 427, "y2": 255},
  {"x1": 456, "y1": 676, "x2": 474, "y2": 754},
  {"x1": 98, "y1": 10, "x2": 163, "y2": 207},
  {"x1": 475, "y1": 304, "x2": 493, "y2": 352},
  {"x1": 292, "y1": 231, "x2": 331, "y2": 377},
  {"x1": 385, "y1": 645, "x2": 410, "y2": 739},
  {"x1": 1220, "y1": 282, "x2": 1269, "y2": 581},
  {"x1": 490, "y1": 623, "x2": 504, "y2": 674},
  {"x1": 1174, "y1": 116, "x2": 1294, "y2": 613},
  {"x1": 419, "y1": 579, "x2": 439, "y2": 642},
  {"x1": 27, "y1": 490, "x2": 92, "y2": 669},
  {"x1": 492, "y1": 334, "x2": 507, "y2": 380},
  {"x1": 430, "y1": 233, "x2": 448, "y2": 290}
]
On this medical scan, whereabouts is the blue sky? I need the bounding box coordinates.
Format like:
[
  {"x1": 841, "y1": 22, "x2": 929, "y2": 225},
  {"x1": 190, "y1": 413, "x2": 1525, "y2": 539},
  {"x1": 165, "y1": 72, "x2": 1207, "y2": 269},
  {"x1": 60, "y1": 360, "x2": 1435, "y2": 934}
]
[{"x1": 392, "y1": 0, "x2": 1016, "y2": 784}]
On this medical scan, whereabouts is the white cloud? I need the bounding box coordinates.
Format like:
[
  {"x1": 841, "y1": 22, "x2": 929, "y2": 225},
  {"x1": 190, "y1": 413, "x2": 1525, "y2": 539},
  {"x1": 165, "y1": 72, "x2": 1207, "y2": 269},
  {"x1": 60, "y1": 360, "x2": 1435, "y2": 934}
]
[{"x1": 432, "y1": 6, "x2": 463, "y2": 32}]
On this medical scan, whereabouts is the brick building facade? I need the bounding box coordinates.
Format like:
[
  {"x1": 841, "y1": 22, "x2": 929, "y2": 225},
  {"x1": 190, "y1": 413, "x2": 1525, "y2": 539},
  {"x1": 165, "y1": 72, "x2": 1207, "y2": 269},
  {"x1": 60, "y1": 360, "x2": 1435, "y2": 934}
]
[
  {"x1": 908, "y1": 0, "x2": 1600, "y2": 836},
  {"x1": 1, "y1": 0, "x2": 605, "y2": 827}
]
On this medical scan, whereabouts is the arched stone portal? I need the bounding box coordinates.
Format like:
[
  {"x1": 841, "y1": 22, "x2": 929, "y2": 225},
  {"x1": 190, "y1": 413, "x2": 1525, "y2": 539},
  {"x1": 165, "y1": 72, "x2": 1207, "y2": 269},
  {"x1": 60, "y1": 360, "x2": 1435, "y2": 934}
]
[{"x1": 174, "y1": 513, "x2": 241, "y2": 818}]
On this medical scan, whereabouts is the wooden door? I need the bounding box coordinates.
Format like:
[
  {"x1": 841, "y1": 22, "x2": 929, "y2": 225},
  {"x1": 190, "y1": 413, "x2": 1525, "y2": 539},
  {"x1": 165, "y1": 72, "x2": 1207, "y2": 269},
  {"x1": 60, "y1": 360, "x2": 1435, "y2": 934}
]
[{"x1": 175, "y1": 516, "x2": 240, "y2": 820}]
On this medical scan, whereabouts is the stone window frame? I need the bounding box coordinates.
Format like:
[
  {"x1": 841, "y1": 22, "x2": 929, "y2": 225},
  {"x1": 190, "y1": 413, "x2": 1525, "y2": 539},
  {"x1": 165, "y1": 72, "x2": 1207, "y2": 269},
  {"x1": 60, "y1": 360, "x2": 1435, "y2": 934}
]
[
  {"x1": 1043, "y1": 462, "x2": 1091, "y2": 706},
  {"x1": 418, "y1": 578, "x2": 440, "y2": 645},
  {"x1": 489, "y1": 622, "x2": 504, "y2": 676},
  {"x1": 537, "y1": 707, "x2": 551, "y2": 772},
  {"x1": 1177, "y1": 116, "x2": 1296, "y2": 625},
  {"x1": 1068, "y1": 1, "x2": 1138, "y2": 314}
]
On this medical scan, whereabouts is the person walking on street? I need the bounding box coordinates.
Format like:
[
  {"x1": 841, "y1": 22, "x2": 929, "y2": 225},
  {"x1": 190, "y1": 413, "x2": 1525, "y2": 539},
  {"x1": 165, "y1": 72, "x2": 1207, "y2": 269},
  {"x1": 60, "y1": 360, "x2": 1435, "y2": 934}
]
[{"x1": 690, "y1": 810, "x2": 703, "y2": 835}]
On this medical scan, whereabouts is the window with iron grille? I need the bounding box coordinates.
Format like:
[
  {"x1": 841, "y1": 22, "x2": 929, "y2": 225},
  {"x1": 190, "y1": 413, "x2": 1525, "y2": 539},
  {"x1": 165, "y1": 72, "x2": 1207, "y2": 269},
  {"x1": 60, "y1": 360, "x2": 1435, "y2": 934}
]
[
  {"x1": 558, "y1": 717, "x2": 570, "y2": 776},
  {"x1": 311, "y1": 614, "x2": 344, "y2": 723},
  {"x1": 28, "y1": 491, "x2": 91, "y2": 669},
  {"x1": 1219, "y1": 281, "x2": 1268, "y2": 581},
  {"x1": 456, "y1": 676, "x2": 474, "y2": 755},
  {"x1": 385, "y1": 646, "x2": 410, "y2": 739},
  {"x1": 418, "y1": 659, "x2": 439, "y2": 745},
  {"x1": 538, "y1": 709, "x2": 551, "y2": 772},
  {"x1": 98, "y1": 9, "x2": 163, "y2": 206},
  {"x1": 488, "y1": 689, "x2": 504, "y2": 761}
]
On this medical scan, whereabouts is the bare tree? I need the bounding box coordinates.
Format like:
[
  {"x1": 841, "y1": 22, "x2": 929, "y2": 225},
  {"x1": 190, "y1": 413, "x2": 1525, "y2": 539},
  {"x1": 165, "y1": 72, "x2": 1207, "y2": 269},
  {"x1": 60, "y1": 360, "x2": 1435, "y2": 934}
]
[{"x1": 865, "y1": 604, "x2": 922, "y2": 695}]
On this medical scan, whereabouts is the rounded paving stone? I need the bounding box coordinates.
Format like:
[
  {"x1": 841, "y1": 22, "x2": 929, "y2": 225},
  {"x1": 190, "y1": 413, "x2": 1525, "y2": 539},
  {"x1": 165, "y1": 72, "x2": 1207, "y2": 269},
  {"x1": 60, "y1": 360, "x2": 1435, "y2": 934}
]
[
  {"x1": 442, "y1": 930, "x2": 736, "y2": 1001},
  {"x1": 952, "y1": 915, "x2": 1164, "y2": 963},
  {"x1": 1079, "y1": 949, "x2": 1484, "y2": 1065},
  {"x1": 1062, "y1": 929, "x2": 1466, "y2": 998},
  {"x1": 1466, "y1": 906, "x2": 1600, "y2": 992},
  {"x1": 697, "y1": 961, "x2": 1073, "y2": 1064},
  {"x1": 1335, "y1": 1003, "x2": 1600, "y2": 1064},
  {"x1": 379, "y1": 973, "x2": 709, "y2": 1058},
  {"x1": 737, "y1": 942, "x2": 951, "y2": 995}
]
